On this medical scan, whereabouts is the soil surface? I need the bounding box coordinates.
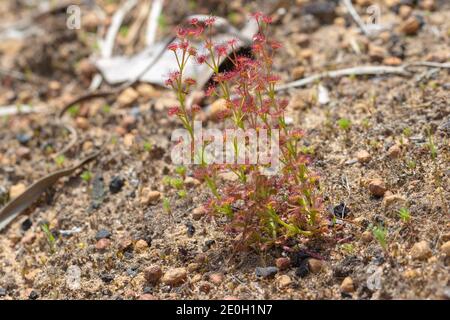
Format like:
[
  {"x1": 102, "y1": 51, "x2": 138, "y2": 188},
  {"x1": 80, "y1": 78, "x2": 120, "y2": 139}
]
[{"x1": 0, "y1": 0, "x2": 449, "y2": 300}]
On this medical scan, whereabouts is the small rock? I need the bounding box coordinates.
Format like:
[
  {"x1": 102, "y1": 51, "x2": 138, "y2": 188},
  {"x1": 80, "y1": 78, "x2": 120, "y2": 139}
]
[
  {"x1": 144, "y1": 265, "x2": 163, "y2": 284},
  {"x1": 308, "y1": 259, "x2": 324, "y2": 274},
  {"x1": 16, "y1": 133, "x2": 31, "y2": 145},
  {"x1": 382, "y1": 194, "x2": 406, "y2": 207},
  {"x1": 410, "y1": 241, "x2": 432, "y2": 260},
  {"x1": 161, "y1": 268, "x2": 187, "y2": 286},
  {"x1": 140, "y1": 188, "x2": 161, "y2": 205},
  {"x1": 388, "y1": 144, "x2": 401, "y2": 158},
  {"x1": 440, "y1": 241, "x2": 450, "y2": 257},
  {"x1": 186, "y1": 222, "x2": 195, "y2": 237},
  {"x1": 419, "y1": 0, "x2": 435, "y2": 11},
  {"x1": 117, "y1": 87, "x2": 139, "y2": 108},
  {"x1": 95, "y1": 238, "x2": 111, "y2": 251},
  {"x1": 109, "y1": 176, "x2": 124, "y2": 194},
  {"x1": 356, "y1": 150, "x2": 371, "y2": 164},
  {"x1": 75, "y1": 117, "x2": 89, "y2": 130},
  {"x1": 368, "y1": 179, "x2": 387, "y2": 197},
  {"x1": 198, "y1": 281, "x2": 211, "y2": 293},
  {"x1": 340, "y1": 277, "x2": 354, "y2": 293},
  {"x1": 255, "y1": 266, "x2": 278, "y2": 278},
  {"x1": 28, "y1": 290, "x2": 39, "y2": 300},
  {"x1": 398, "y1": 5, "x2": 412, "y2": 18},
  {"x1": 118, "y1": 237, "x2": 133, "y2": 251},
  {"x1": 134, "y1": 239, "x2": 148, "y2": 253},
  {"x1": 192, "y1": 206, "x2": 207, "y2": 220},
  {"x1": 123, "y1": 133, "x2": 134, "y2": 148},
  {"x1": 291, "y1": 66, "x2": 306, "y2": 80},
  {"x1": 275, "y1": 257, "x2": 291, "y2": 270},
  {"x1": 139, "y1": 293, "x2": 157, "y2": 300},
  {"x1": 0, "y1": 288, "x2": 6, "y2": 297},
  {"x1": 95, "y1": 229, "x2": 111, "y2": 240},
  {"x1": 400, "y1": 16, "x2": 421, "y2": 35},
  {"x1": 10, "y1": 183, "x2": 26, "y2": 199},
  {"x1": 402, "y1": 268, "x2": 419, "y2": 279},
  {"x1": 383, "y1": 56, "x2": 402, "y2": 66},
  {"x1": 137, "y1": 83, "x2": 159, "y2": 100},
  {"x1": 187, "y1": 263, "x2": 200, "y2": 273},
  {"x1": 208, "y1": 98, "x2": 228, "y2": 121},
  {"x1": 369, "y1": 44, "x2": 387, "y2": 62},
  {"x1": 184, "y1": 176, "x2": 201, "y2": 188},
  {"x1": 277, "y1": 275, "x2": 292, "y2": 289},
  {"x1": 361, "y1": 231, "x2": 373, "y2": 243},
  {"x1": 16, "y1": 146, "x2": 31, "y2": 159},
  {"x1": 66, "y1": 265, "x2": 81, "y2": 291},
  {"x1": 218, "y1": 171, "x2": 238, "y2": 182},
  {"x1": 209, "y1": 272, "x2": 224, "y2": 285}
]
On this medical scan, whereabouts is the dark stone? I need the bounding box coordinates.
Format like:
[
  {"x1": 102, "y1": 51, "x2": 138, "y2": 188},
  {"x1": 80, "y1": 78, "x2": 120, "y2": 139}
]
[
  {"x1": 333, "y1": 256, "x2": 361, "y2": 278},
  {"x1": 21, "y1": 218, "x2": 32, "y2": 231},
  {"x1": 302, "y1": 1, "x2": 336, "y2": 24},
  {"x1": 295, "y1": 259, "x2": 310, "y2": 278},
  {"x1": 0, "y1": 288, "x2": 6, "y2": 297},
  {"x1": 109, "y1": 176, "x2": 124, "y2": 194},
  {"x1": 333, "y1": 203, "x2": 351, "y2": 218},
  {"x1": 28, "y1": 290, "x2": 39, "y2": 300},
  {"x1": 255, "y1": 266, "x2": 278, "y2": 278},
  {"x1": 16, "y1": 133, "x2": 32, "y2": 145},
  {"x1": 202, "y1": 239, "x2": 215, "y2": 252},
  {"x1": 100, "y1": 273, "x2": 114, "y2": 283},
  {"x1": 186, "y1": 222, "x2": 195, "y2": 237},
  {"x1": 95, "y1": 229, "x2": 111, "y2": 240},
  {"x1": 143, "y1": 286, "x2": 153, "y2": 294}
]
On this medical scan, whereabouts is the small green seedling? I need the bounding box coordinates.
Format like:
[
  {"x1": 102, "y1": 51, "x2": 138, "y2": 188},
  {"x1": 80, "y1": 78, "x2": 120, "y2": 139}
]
[
  {"x1": 162, "y1": 197, "x2": 171, "y2": 214},
  {"x1": 341, "y1": 243, "x2": 355, "y2": 254},
  {"x1": 67, "y1": 104, "x2": 80, "y2": 118},
  {"x1": 41, "y1": 223, "x2": 56, "y2": 253},
  {"x1": 80, "y1": 170, "x2": 92, "y2": 182},
  {"x1": 54, "y1": 154, "x2": 66, "y2": 167},
  {"x1": 337, "y1": 118, "x2": 351, "y2": 131},
  {"x1": 102, "y1": 104, "x2": 111, "y2": 114},
  {"x1": 372, "y1": 225, "x2": 388, "y2": 251},
  {"x1": 397, "y1": 208, "x2": 411, "y2": 223},
  {"x1": 406, "y1": 158, "x2": 416, "y2": 170},
  {"x1": 427, "y1": 130, "x2": 437, "y2": 160},
  {"x1": 402, "y1": 127, "x2": 412, "y2": 137},
  {"x1": 143, "y1": 141, "x2": 152, "y2": 152},
  {"x1": 175, "y1": 166, "x2": 187, "y2": 178}
]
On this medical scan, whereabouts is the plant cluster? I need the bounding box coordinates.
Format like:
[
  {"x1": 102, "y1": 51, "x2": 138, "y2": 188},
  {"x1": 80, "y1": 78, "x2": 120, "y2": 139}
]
[{"x1": 165, "y1": 14, "x2": 326, "y2": 250}]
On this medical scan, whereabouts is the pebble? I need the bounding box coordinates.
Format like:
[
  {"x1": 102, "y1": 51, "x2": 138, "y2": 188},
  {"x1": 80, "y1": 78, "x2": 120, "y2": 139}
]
[
  {"x1": 399, "y1": 5, "x2": 412, "y2": 19},
  {"x1": 186, "y1": 222, "x2": 195, "y2": 237},
  {"x1": 208, "y1": 98, "x2": 228, "y2": 121},
  {"x1": 140, "y1": 188, "x2": 161, "y2": 205},
  {"x1": 402, "y1": 268, "x2": 419, "y2": 279},
  {"x1": 95, "y1": 238, "x2": 111, "y2": 251},
  {"x1": 161, "y1": 268, "x2": 187, "y2": 286},
  {"x1": 400, "y1": 16, "x2": 421, "y2": 35},
  {"x1": 198, "y1": 281, "x2": 211, "y2": 293},
  {"x1": 419, "y1": 0, "x2": 435, "y2": 11},
  {"x1": 144, "y1": 265, "x2": 162, "y2": 284},
  {"x1": 66, "y1": 265, "x2": 81, "y2": 291},
  {"x1": 192, "y1": 206, "x2": 207, "y2": 220},
  {"x1": 109, "y1": 176, "x2": 124, "y2": 194},
  {"x1": 117, "y1": 87, "x2": 139, "y2": 108},
  {"x1": 356, "y1": 150, "x2": 371, "y2": 164},
  {"x1": 184, "y1": 176, "x2": 201, "y2": 188},
  {"x1": 187, "y1": 263, "x2": 200, "y2": 273},
  {"x1": 382, "y1": 194, "x2": 406, "y2": 207},
  {"x1": 368, "y1": 44, "x2": 387, "y2": 62},
  {"x1": 411, "y1": 241, "x2": 432, "y2": 260},
  {"x1": 277, "y1": 275, "x2": 292, "y2": 289},
  {"x1": 308, "y1": 259, "x2": 324, "y2": 274},
  {"x1": 361, "y1": 231, "x2": 373, "y2": 243},
  {"x1": 28, "y1": 290, "x2": 39, "y2": 300},
  {"x1": 0, "y1": 288, "x2": 6, "y2": 297},
  {"x1": 291, "y1": 66, "x2": 305, "y2": 80},
  {"x1": 209, "y1": 272, "x2": 224, "y2": 285},
  {"x1": 95, "y1": 229, "x2": 111, "y2": 240},
  {"x1": 255, "y1": 266, "x2": 278, "y2": 278},
  {"x1": 440, "y1": 241, "x2": 450, "y2": 257},
  {"x1": 275, "y1": 257, "x2": 291, "y2": 270},
  {"x1": 137, "y1": 83, "x2": 159, "y2": 100},
  {"x1": 368, "y1": 179, "x2": 387, "y2": 197},
  {"x1": 139, "y1": 293, "x2": 157, "y2": 300},
  {"x1": 134, "y1": 239, "x2": 148, "y2": 253},
  {"x1": 16, "y1": 133, "x2": 31, "y2": 145},
  {"x1": 123, "y1": 133, "x2": 134, "y2": 147},
  {"x1": 383, "y1": 56, "x2": 402, "y2": 66},
  {"x1": 388, "y1": 144, "x2": 401, "y2": 158},
  {"x1": 118, "y1": 237, "x2": 133, "y2": 251},
  {"x1": 16, "y1": 146, "x2": 31, "y2": 159},
  {"x1": 340, "y1": 277, "x2": 354, "y2": 293},
  {"x1": 75, "y1": 117, "x2": 89, "y2": 130},
  {"x1": 10, "y1": 183, "x2": 26, "y2": 199}
]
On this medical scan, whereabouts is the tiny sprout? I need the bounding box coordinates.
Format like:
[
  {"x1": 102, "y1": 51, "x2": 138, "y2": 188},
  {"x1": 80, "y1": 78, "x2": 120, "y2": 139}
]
[
  {"x1": 102, "y1": 104, "x2": 111, "y2": 114},
  {"x1": 119, "y1": 26, "x2": 129, "y2": 37},
  {"x1": 68, "y1": 104, "x2": 80, "y2": 118},
  {"x1": 143, "y1": 141, "x2": 152, "y2": 152},
  {"x1": 406, "y1": 159, "x2": 416, "y2": 170},
  {"x1": 41, "y1": 223, "x2": 56, "y2": 253},
  {"x1": 337, "y1": 118, "x2": 351, "y2": 131},
  {"x1": 81, "y1": 170, "x2": 92, "y2": 182},
  {"x1": 402, "y1": 127, "x2": 412, "y2": 137},
  {"x1": 341, "y1": 243, "x2": 354, "y2": 254},
  {"x1": 397, "y1": 207, "x2": 411, "y2": 223},
  {"x1": 362, "y1": 118, "x2": 371, "y2": 129},
  {"x1": 175, "y1": 166, "x2": 187, "y2": 177},
  {"x1": 178, "y1": 190, "x2": 187, "y2": 198},
  {"x1": 162, "y1": 197, "x2": 171, "y2": 214},
  {"x1": 170, "y1": 177, "x2": 184, "y2": 190},
  {"x1": 54, "y1": 154, "x2": 66, "y2": 167},
  {"x1": 372, "y1": 225, "x2": 388, "y2": 250},
  {"x1": 427, "y1": 130, "x2": 437, "y2": 160}
]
